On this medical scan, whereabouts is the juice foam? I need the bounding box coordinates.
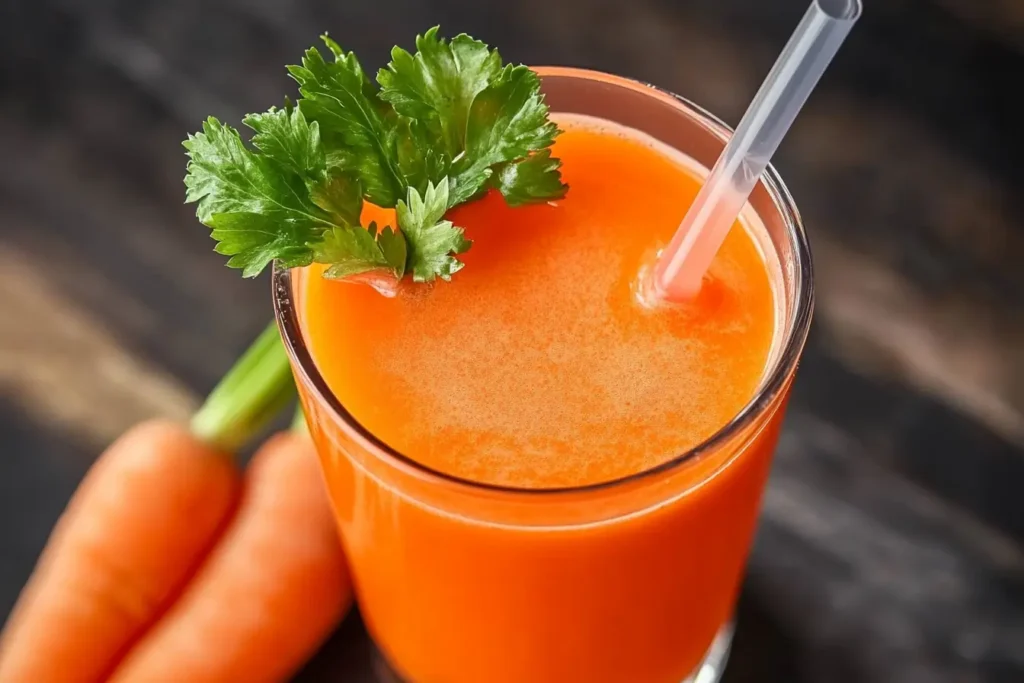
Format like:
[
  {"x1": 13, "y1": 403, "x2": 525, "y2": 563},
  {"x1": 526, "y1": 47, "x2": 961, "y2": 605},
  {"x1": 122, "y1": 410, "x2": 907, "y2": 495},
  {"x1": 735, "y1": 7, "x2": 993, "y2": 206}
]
[{"x1": 301, "y1": 114, "x2": 778, "y2": 488}]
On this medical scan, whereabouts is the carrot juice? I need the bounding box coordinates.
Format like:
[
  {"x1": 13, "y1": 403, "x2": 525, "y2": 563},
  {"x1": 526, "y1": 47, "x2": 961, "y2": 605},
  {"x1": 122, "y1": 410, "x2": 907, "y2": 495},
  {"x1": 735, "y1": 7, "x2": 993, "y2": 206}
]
[{"x1": 278, "y1": 69, "x2": 812, "y2": 683}]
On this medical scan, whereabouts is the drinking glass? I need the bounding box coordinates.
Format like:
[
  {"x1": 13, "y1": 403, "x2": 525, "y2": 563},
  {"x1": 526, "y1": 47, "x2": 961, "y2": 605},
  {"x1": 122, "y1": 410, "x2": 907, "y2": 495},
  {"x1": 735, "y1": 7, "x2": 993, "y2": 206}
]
[{"x1": 274, "y1": 67, "x2": 813, "y2": 683}]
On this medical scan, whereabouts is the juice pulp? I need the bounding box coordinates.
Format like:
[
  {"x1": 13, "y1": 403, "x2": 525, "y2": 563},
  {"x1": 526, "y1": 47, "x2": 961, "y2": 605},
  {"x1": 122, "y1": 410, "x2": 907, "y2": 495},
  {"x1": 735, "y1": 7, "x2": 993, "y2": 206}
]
[
  {"x1": 304, "y1": 115, "x2": 775, "y2": 488},
  {"x1": 298, "y1": 115, "x2": 786, "y2": 683}
]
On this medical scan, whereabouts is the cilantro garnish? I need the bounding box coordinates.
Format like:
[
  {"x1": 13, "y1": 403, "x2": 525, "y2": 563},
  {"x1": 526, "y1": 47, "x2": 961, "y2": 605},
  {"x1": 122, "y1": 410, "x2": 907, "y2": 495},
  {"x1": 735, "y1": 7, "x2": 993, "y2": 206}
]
[{"x1": 184, "y1": 28, "x2": 567, "y2": 283}]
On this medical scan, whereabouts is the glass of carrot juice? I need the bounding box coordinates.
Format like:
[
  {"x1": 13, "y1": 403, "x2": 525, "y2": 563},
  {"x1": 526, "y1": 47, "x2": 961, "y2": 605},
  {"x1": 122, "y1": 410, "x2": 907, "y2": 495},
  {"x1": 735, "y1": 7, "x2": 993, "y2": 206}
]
[{"x1": 274, "y1": 67, "x2": 812, "y2": 683}]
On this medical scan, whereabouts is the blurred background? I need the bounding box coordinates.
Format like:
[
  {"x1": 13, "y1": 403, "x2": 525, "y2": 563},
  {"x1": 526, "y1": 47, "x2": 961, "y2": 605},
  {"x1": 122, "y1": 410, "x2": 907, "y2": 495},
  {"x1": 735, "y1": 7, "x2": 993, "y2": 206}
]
[{"x1": 2, "y1": 0, "x2": 1022, "y2": 681}]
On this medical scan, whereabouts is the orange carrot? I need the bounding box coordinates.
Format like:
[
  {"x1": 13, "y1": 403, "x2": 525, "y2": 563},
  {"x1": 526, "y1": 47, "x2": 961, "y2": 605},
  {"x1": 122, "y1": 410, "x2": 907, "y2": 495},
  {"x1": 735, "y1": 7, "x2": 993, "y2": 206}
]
[
  {"x1": 0, "y1": 420, "x2": 239, "y2": 683},
  {"x1": 0, "y1": 322, "x2": 334, "y2": 682},
  {"x1": 108, "y1": 431, "x2": 352, "y2": 683}
]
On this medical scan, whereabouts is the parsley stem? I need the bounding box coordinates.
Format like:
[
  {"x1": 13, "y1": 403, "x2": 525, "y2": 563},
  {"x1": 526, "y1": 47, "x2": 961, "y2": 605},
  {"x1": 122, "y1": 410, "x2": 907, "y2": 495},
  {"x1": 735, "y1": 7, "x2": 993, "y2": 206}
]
[{"x1": 190, "y1": 321, "x2": 296, "y2": 453}]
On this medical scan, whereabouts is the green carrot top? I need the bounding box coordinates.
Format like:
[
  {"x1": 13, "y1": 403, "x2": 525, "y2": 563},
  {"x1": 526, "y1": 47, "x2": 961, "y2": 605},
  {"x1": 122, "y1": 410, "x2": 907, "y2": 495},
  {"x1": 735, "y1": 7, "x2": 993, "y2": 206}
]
[{"x1": 183, "y1": 27, "x2": 568, "y2": 284}]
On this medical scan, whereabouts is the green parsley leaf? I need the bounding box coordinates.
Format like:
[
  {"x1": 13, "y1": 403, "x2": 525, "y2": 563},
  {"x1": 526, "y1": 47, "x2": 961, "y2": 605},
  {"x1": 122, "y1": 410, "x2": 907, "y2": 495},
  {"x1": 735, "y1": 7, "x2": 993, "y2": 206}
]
[
  {"x1": 185, "y1": 110, "x2": 395, "y2": 279},
  {"x1": 208, "y1": 211, "x2": 316, "y2": 277},
  {"x1": 312, "y1": 222, "x2": 407, "y2": 279},
  {"x1": 309, "y1": 173, "x2": 363, "y2": 226},
  {"x1": 184, "y1": 115, "x2": 331, "y2": 277},
  {"x1": 375, "y1": 223, "x2": 409, "y2": 275},
  {"x1": 244, "y1": 105, "x2": 364, "y2": 225},
  {"x1": 289, "y1": 36, "x2": 406, "y2": 207},
  {"x1": 491, "y1": 149, "x2": 567, "y2": 206},
  {"x1": 449, "y1": 65, "x2": 562, "y2": 205},
  {"x1": 393, "y1": 116, "x2": 450, "y2": 196},
  {"x1": 396, "y1": 179, "x2": 471, "y2": 282},
  {"x1": 242, "y1": 106, "x2": 323, "y2": 181},
  {"x1": 185, "y1": 29, "x2": 568, "y2": 286},
  {"x1": 378, "y1": 27, "x2": 501, "y2": 158}
]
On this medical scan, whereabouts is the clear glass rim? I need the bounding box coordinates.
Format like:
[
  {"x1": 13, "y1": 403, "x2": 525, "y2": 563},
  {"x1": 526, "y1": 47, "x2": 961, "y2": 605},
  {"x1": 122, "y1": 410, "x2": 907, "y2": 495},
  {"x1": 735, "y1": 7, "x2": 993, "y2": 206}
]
[{"x1": 272, "y1": 66, "x2": 814, "y2": 497}]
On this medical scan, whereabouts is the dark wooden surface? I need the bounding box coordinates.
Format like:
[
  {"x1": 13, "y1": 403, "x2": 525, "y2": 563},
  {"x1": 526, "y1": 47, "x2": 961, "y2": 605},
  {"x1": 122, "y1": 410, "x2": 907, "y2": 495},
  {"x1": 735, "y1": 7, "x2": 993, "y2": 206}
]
[{"x1": 2, "y1": 1, "x2": 1023, "y2": 681}]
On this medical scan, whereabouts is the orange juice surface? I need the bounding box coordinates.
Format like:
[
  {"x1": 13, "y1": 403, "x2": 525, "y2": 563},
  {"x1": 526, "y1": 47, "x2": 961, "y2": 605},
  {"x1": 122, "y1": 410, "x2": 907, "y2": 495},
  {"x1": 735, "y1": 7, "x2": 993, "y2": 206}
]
[
  {"x1": 303, "y1": 114, "x2": 775, "y2": 489},
  {"x1": 298, "y1": 114, "x2": 784, "y2": 683}
]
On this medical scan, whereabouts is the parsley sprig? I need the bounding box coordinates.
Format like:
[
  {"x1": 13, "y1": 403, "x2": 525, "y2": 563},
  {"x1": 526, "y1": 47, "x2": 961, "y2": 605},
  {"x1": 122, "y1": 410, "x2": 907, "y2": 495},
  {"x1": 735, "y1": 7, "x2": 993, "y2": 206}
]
[{"x1": 184, "y1": 27, "x2": 567, "y2": 283}]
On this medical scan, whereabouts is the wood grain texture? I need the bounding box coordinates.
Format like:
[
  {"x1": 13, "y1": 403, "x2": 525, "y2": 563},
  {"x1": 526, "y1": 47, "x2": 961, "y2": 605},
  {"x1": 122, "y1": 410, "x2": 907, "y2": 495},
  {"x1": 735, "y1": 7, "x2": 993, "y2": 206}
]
[{"x1": 1, "y1": 0, "x2": 1022, "y2": 680}]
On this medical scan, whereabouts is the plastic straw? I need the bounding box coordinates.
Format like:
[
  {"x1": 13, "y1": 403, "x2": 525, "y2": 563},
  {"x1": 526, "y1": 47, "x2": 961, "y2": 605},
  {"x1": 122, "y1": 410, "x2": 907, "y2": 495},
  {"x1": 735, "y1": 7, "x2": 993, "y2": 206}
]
[{"x1": 653, "y1": 0, "x2": 862, "y2": 299}]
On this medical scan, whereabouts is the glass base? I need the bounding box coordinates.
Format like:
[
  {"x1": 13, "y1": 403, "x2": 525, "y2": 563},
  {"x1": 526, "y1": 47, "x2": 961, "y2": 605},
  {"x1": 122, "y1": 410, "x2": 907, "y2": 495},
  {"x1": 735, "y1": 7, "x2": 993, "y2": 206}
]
[
  {"x1": 370, "y1": 622, "x2": 734, "y2": 683},
  {"x1": 682, "y1": 622, "x2": 734, "y2": 683}
]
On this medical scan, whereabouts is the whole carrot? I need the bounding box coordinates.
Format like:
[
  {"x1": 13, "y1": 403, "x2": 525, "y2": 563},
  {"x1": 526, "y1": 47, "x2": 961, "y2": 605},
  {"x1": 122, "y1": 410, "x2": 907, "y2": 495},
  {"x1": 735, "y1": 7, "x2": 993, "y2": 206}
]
[
  {"x1": 0, "y1": 421, "x2": 239, "y2": 683},
  {"x1": 0, "y1": 322, "x2": 325, "y2": 683},
  {"x1": 109, "y1": 431, "x2": 352, "y2": 683}
]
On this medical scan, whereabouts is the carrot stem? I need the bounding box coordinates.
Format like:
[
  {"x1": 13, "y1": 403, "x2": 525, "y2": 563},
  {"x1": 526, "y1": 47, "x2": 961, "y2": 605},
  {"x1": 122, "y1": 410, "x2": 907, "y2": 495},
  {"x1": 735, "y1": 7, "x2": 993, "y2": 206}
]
[
  {"x1": 291, "y1": 406, "x2": 308, "y2": 434},
  {"x1": 190, "y1": 321, "x2": 295, "y2": 453}
]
